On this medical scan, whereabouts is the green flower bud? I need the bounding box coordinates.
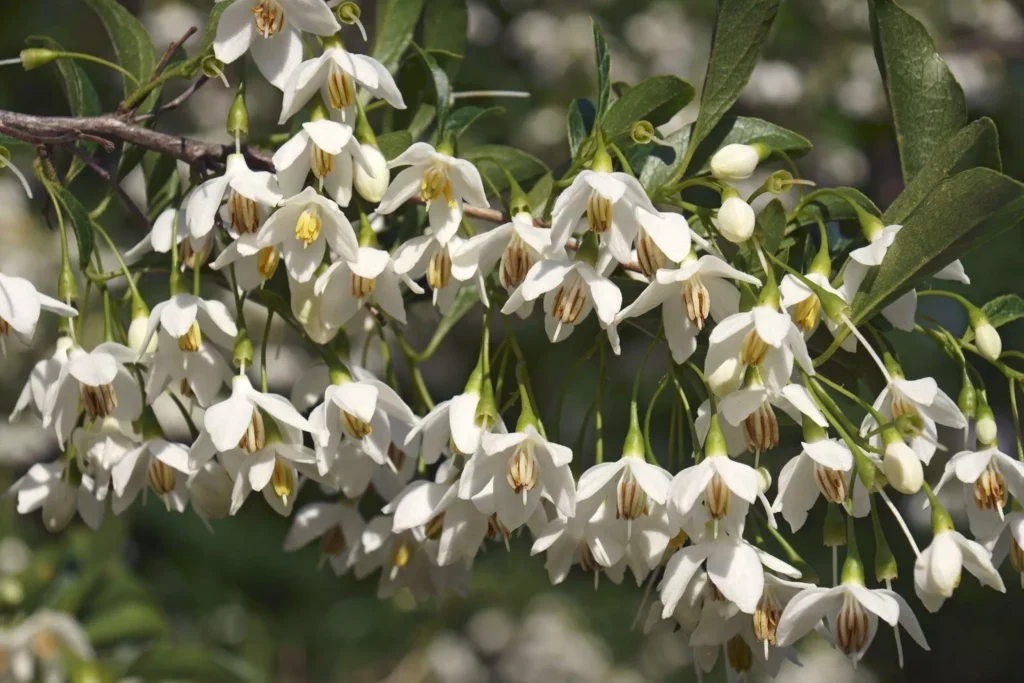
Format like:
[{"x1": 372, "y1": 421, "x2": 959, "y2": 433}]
[{"x1": 19, "y1": 48, "x2": 59, "y2": 70}]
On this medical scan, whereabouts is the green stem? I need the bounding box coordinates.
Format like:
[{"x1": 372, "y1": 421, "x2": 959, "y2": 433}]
[
  {"x1": 168, "y1": 392, "x2": 200, "y2": 440},
  {"x1": 91, "y1": 221, "x2": 143, "y2": 303},
  {"x1": 260, "y1": 310, "x2": 274, "y2": 393},
  {"x1": 595, "y1": 340, "x2": 607, "y2": 464},
  {"x1": 812, "y1": 374, "x2": 887, "y2": 425},
  {"x1": 608, "y1": 143, "x2": 636, "y2": 178},
  {"x1": 644, "y1": 375, "x2": 671, "y2": 464},
  {"x1": 1010, "y1": 378, "x2": 1024, "y2": 462},
  {"x1": 58, "y1": 52, "x2": 141, "y2": 85}
]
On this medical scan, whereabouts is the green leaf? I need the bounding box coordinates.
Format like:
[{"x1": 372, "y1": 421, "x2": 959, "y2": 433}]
[
  {"x1": 852, "y1": 168, "x2": 1024, "y2": 322},
  {"x1": 685, "y1": 0, "x2": 782, "y2": 173},
  {"x1": 200, "y1": 0, "x2": 235, "y2": 55},
  {"x1": 126, "y1": 645, "x2": 263, "y2": 683},
  {"x1": 567, "y1": 98, "x2": 595, "y2": 158},
  {"x1": 51, "y1": 183, "x2": 94, "y2": 269},
  {"x1": 795, "y1": 188, "x2": 881, "y2": 226},
  {"x1": 446, "y1": 106, "x2": 504, "y2": 139},
  {"x1": 526, "y1": 173, "x2": 554, "y2": 214},
  {"x1": 84, "y1": 603, "x2": 168, "y2": 647},
  {"x1": 377, "y1": 130, "x2": 413, "y2": 161},
  {"x1": 143, "y1": 151, "x2": 180, "y2": 219},
  {"x1": 592, "y1": 19, "x2": 611, "y2": 119},
  {"x1": 602, "y1": 75, "x2": 696, "y2": 140},
  {"x1": 758, "y1": 199, "x2": 786, "y2": 253},
  {"x1": 979, "y1": 295, "x2": 1024, "y2": 331},
  {"x1": 462, "y1": 146, "x2": 549, "y2": 197},
  {"x1": 869, "y1": 0, "x2": 968, "y2": 183},
  {"x1": 374, "y1": 0, "x2": 426, "y2": 72},
  {"x1": 883, "y1": 117, "x2": 1001, "y2": 225},
  {"x1": 423, "y1": 0, "x2": 467, "y2": 78},
  {"x1": 84, "y1": 0, "x2": 159, "y2": 98},
  {"x1": 410, "y1": 45, "x2": 452, "y2": 134},
  {"x1": 637, "y1": 116, "x2": 810, "y2": 193}
]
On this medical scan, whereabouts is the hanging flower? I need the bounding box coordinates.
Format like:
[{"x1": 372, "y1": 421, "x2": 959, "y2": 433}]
[
  {"x1": 861, "y1": 375, "x2": 967, "y2": 466},
  {"x1": 316, "y1": 246, "x2": 417, "y2": 326},
  {"x1": 284, "y1": 501, "x2": 366, "y2": 575},
  {"x1": 914, "y1": 528, "x2": 1004, "y2": 612},
  {"x1": 393, "y1": 233, "x2": 481, "y2": 313},
  {"x1": 0, "y1": 272, "x2": 76, "y2": 354},
  {"x1": 272, "y1": 118, "x2": 370, "y2": 205},
  {"x1": 772, "y1": 438, "x2": 870, "y2": 533},
  {"x1": 111, "y1": 438, "x2": 192, "y2": 514},
  {"x1": 186, "y1": 153, "x2": 282, "y2": 240},
  {"x1": 932, "y1": 446, "x2": 1024, "y2": 539},
  {"x1": 8, "y1": 461, "x2": 105, "y2": 532}
]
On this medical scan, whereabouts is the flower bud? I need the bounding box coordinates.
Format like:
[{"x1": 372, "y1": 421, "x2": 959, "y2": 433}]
[
  {"x1": 756, "y1": 466, "x2": 772, "y2": 494},
  {"x1": 976, "y1": 396, "x2": 997, "y2": 447},
  {"x1": 882, "y1": 438, "x2": 923, "y2": 495},
  {"x1": 189, "y1": 463, "x2": 233, "y2": 521},
  {"x1": 707, "y1": 356, "x2": 744, "y2": 397},
  {"x1": 233, "y1": 330, "x2": 254, "y2": 370},
  {"x1": 974, "y1": 320, "x2": 1002, "y2": 362},
  {"x1": 715, "y1": 196, "x2": 755, "y2": 244},
  {"x1": 354, "y1": 144, "x2": 390, "y2": 203},
  {"x1": 927, "y1": 531, "x2": 962, "y2": 598},
  {"x1": 19, "y1": 48, "x2": 60, "y2": 70},
  {"x1": 958, "y1": 377, "x2": 976, "y2": 419},
  {"x1": 710, "y1": 144, "x2": 761, "y2": 181},
  {"x1": 227, "y1": 88, "x2": 249, "y2": 138},
  {"x1": 128, "y1": 315, "x2": 156, "y2": 354}
]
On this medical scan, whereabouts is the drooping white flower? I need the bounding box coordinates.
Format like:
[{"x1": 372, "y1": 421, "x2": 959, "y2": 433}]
[
  {"x1": 0, "y1": 610, "x2": 94, "y2": 683},
  {"x1": 377, "y1": 143, "x2": 488, "y2": 244},
  {"x1": 187, "y1": 461, "x2": 234, "y2": 523},
  {"x1": 616, "y1": 252, "x2": 759, "y2": 364},
  {"x1": 530, "y1": 499, "x2": 627, "y2": 585},
  {"x1": 502, "y1": 257, "x2": 622, "y2": 344},
  {"x1": 279, "y1": 43, "x2": 405, "y2": 123},
  {"x1": 932, "y1": 446, "x2": 1024, "y2": 539},
  {"x1": 780, "y1": 272, "x2": 854, "y2": 351},
  {"x1": 9, "y1": 461, "x2": 105, "y2": 532},
  {"x1": 986, "y1": 511, "x2": 1024, "y2": 587},
  {"x1": 185, "y1": 153, "x2": 282, "y2": 239},
  {"x1": 315, "y1": 246, "x2": 417, "y2": 326},
  {"x1": 209, "y1": 234, "x2": 282, "y2": 292},
  {"x1": 704, "y1": 305, "x2": 815, "y2": 395},
  {"x1": 137, "y1": 293, "x2": 238, "y2": 358},
  {"x1": 775, "y1": 580, "x2": 929, "y2": 666},
  {"x1": 576, "y1": 455, "x2": 671, "y2": 525},
  {"x1": 550, "y1": 170, "x2": 654, "y2": 264},
  {"x1": 10, "y1": 337, "x2": 73, "y2": 422},
  {"x1": 772, "y1": 437, "x2": 870, "y2": 533},
  {"x1": 111, "y1": 437, "x2": 192, "y2": 514},
  {"x1": 70, "y1": 417, "x2": 138, "y2": 503},
  {"x1": 143, "y1": 330, "x2": 233, "y2": 408},
  {"x1": 219, "y1": 421, "x2": 319, "y2": 516},
  {"x1": 0, "y1": 272, "x2": 76, "y2": 354},
  {"x1": 393, "y1": 233, "x2": 481, "y2": 314},
  {"x1": 914, "y1": 529, "x2": 1004, "y2": 612},
  {"x1": 272, "y1": 119, "x2": 371, "y2": 205},
  {"x1": 860, "y1": 375, "x2": 966, "y2": 466},
  {"x1": 459, "y1": 425, "x2": 576, "y2": 531},
  {"x1": 353, "y1": 143, "x2": 390, "y2": 202},
  {"x1": 631, "y1": 207, "x2": 695, "y2": 280},
  {"x1": 718, "y1": 374, "x2": 827, "y2": 454},
  {"x1": 254, "y1": 187, "x2": 359, "y2": 283},
  {"x1": 214, "y1": 0, "x2": 341, "y2": 90},
  {"x1": 125, "y1": 204, "x2": 212, "y2": 269},
  {"x1": 290, "y1": 272, "x2": 341, "y2": 344},
  {"x1": 403, "y1": 373, "x2": 493, "y2": 461},
  {"x1": 284, "y1": 501, "x2": 366, "y2": 575},
  {"x1": 42, "y1": 343, "x2": 142, "y2": 446}
]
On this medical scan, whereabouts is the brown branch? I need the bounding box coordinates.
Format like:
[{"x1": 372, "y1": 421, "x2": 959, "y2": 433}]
[
  {"x1": 0, "y1": 109, "x2": 274, "y2": 172},
  {"x1": 134, "y1": 76, "x2": 210, "y2": 123},
  {"x1": 154, "y1": 26, "x2": 198, "y2": 78}
]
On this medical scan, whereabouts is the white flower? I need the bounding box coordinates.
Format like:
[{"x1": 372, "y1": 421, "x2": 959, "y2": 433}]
[
  {"x1": 214, "y1": 0, "x2": 340, "y2": 90},
  {"x1": 773, "y1": 438, "x2": 870, "y2": 533},
  {"x1": 315, "y1": 246, "x2": 416, "y2": 326},
  {"x1": 631, "y1": 207, "x2": 695, "y2": 279},
  {"x1": 987, "y1": 511, "x2": 1024, "y2": 587},
  {"x1": 111, "y1": 437, "x2": 192, "y2": 514},
  {"x1": 718, "y1": 376, "x2": 828, "y2": 454},
  {"x1": 882, "y1": 439, "x2": 923, "y2": 494},
  {"x1": 189, "y1": 374, "x2": 317, "y2": 469},
  {"x1": 210, "y1": 233, "x2": 282, "y2": 291},
  {"x1": 780, "y1": 272, "x2": 853, "y2": 350},
  {"x1": 459, "y1": 426, "x2": 576, "y2": 531},
  {"x1": 219, "y1": 424, "x2": 319, "y2": 516},
  {"x1": 577, "y1": 456, "x2": 671, "y2": 524},
  {"x1": 377, "y1": 143, "x2": 488, "y2": 244},
  {"x1": 670, "y1": 452, "x2": 760, "y2": 535},
  {"x1": 704, "y1": 305, "x2": 815, "y2": 395},
  {"x1": 451, "y1": 211, "x2": 561, "y2": 301},
  {"x1": 353, "y1": 143, "x2": 390, "y2": 202},
  {"x1": 502, "y1": 257, "x2": 621, "y2": 344},
  {"x1": 393, "y1": 233, "x2": 481, "y2": 313},
  {"x1": 933, "y1": 446, "x2": 1024, "y2": 539},
  {"x1": 137, "y1": 293, "x2": 239, "y2": 356},
  {"x1": 186, "y1": 153, "x2": 282, "y2": 240},
  {"x1": 0, "y1": 272, "x2": 76, "y2": 353},
  {"x1": 530, "y1": 499, "x2": 627, "y2": 585},
  {"x1": 284, "y1": 501, "x2": 366, "y2": 575},
  {"x1": 616, "y1": 252, "x2": 759, "y2": 364},
  {"x1": 356, "y1": 515, "x2": 467, "y2": 602},
  {"x1": 776, "y1": 581, "x2": 928, "y2": 665},
  {"x1": 914, "y1": 529, "x2": 1004, "y2": 612},
  {"x1": 279, "y1": 44, "x2": 405, "y2": 123},
  {"x1": 187, "y1": 461, "x2": 234, "y2": 522},
  {"x1": 9, "y1": 462, "x2": 105, "y2": 532},
  {"x1": 125, "y1": 205, "x2": 212, "y2": 268},
  {"x1": 974, "y1": 321, "x2": 1002, "y2": 362},
  {"x1": 42, "y1": 343, "x2": 142, "y2": 446},
  {"x1": 70, "y1": 417, "x2": 138, "y2": 503},
  {"x1": 550, "y1": 170, "x2": 654, "y2": 264},
  {"x1": 290, "y1": 274, "x2": 339, "y2": 344},
  {"x1": 659, "y1": 535, "x2": 800, "y2": 615},
  {"x1": 10, "y1": 337, "x2": 73, "y2": 422},
  {"x1": 861, "y1": 376, "x2": 966, "y2": 466},
  {"x1": 710, "y1": 143, "x2": 761, "y2": 181},
  {"x1": 714, "y1": 196, "x2": 756, "y2": 244},
  {"x1": 143, "y1": 330, "x2": 233, "y2": 408},
  {"x1": 404, "y1": 383, "x2": 491, "y2": 461},
  {"x1": 0, "y1": 610, "x2": 93, "y2": 683},
  {"x1": 272, "y1": 119, "x2": 370, "y2": 205},
  {"x1": 255, "y1": 187, "x2": 359, "y2": 282}
]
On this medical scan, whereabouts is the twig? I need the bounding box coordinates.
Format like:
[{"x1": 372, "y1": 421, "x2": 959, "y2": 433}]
[
  {"x1": 154, "y1": 26, "x2": 197, "y2": 78},
  {"x1": 134, "y1": 76, "x2": 210, "y2": 123}
]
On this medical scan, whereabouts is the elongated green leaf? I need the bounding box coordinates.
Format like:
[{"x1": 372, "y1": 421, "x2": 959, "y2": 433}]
[
  {"x1": 592, "y1": 20, "x2": 611, "y2": 119},
  {"x1": 51, "y1": 184, "x2": 94, "y2": 268},
  {"x1": 852, "y1": 168, "x2": 1024, "y2": 322},
  {"x1": 462, "y1": 145, "x2": 549, "y2": 196},
  {"x1": 84, "y1": 603, "x2": 167, "y2": 646},
  {"x1": 883, "y1": 117, "x2": 1001, "y2": 225},
  {"x1": 637, "y1": 116, "x2": 810, "y2": 193},
  {"x1": 374, "y1": 0, "x2": 426, "y2": 72},
  {"x1": 446, "y1": 106, "x2": 504, "y2": 140},
  {"x1": 567, "y1": 98, "x2": 595, "y2": 158},
  {"x1": 527, "y1": 172, "x2": 554, "y2": 214},
  {"x1": 685, "y1": 0, "x2": 782, "y2": 172},
  {"x1": 84, "y1": 0, "x2": 159, "y2": 97},
  {"x1": 869, "y1": 0, "x2": 968, "y2": 183},
  {"x1": 602, "y1": 75, "x2": 695, "y2": 140},
  {"x1": 377, "y1": 130, "x2": 413, "y2": 161},
  {"x1": 424, "y1": 0, "x2": 467, "y2": 78},
  {"x1": 412, "y1": 45, "x2": 451, "y2": 131},
  {"x1": 962, "y1": 294, "x2": 1024, "y2": 342},
  {"x1": 758, "y1": 199, "x2": 786, "y2": 253}
]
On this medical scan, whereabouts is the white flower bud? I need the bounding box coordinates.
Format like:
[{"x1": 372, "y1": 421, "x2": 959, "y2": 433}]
[
  {"x1": 42, "y1": 484, "x2": 76, "y2": 533},
  {"x1": 710, "y1": 144, "x2": 760, "y2": 181},
  {"x1": 882, "y1": 441, "x2": 923, "y2": 495},
  {"x1": 974, "y1": 322, "x2": 1002, "y2": 362},
  {"x1": 926, "y1": 531, "x2": 962, "y2": 598},
  {"x1": 707, "y1": 356, "x2": 744, "y2": 397},
  {"x1": 354, "y1": 144, "x2": 390, "y2": 203},
  {"x1": 976, "y1": 411, "x2": 998, "y2": 446},
  {"x1": 189, "y1": 463, "x2": 233, "y2": 521},
  {"x1": 715, "y1": 197, "x2": 755, "y2": 244},
  {"x1": 756, "y1": 466, "x2": 772, "y2": 494},
  {"x1": 128, "y1": 315, "x2": 157, "y2": 354}
]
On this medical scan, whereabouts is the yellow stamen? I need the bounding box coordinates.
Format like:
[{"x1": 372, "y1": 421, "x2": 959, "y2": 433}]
[
  {"x1": 420, "y1": 163, "x2": 456, "y2": 208},
  {"x1": 739, "y1": 329, "x2": 770, "y2": 366},
  {"x1": 229, "y1": 191, "x2": 260, "y2": 234},
  {"x1": 178, "y1": 320, "x2": 201, "y2": 352},
  {"x1": 426, "y1": 249, "x2": 452, "y2": 291},
  {"x1": 252, "y1": 0, "x2": 285, "y2": 37},
  {"x1": 327, "y1": 67, "x2": 356, "y2": 109},
  {"x1": 586, "y1": 192, "x2": 613, "y2": 234},
  {"x1": 295, "y1": 209, "x2": 322, "y2": 247},
  {"x1": 148, "y1": 459, "x2": 176, "y2": 496}
]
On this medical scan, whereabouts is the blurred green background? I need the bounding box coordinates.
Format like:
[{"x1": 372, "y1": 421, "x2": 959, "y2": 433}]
[{"x1": 2, "y1": 0, "x2": 1024, "y2": 681}]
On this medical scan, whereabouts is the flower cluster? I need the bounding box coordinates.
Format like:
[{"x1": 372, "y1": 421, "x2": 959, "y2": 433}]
[{"x1": 2, "y1": 1, "x2": 1022, "y2": 679}]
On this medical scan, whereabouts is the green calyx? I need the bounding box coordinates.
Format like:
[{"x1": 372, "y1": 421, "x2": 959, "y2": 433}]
[
  {"x1": 309, "y1": 94, "x2": 331, "y2": 123},
  {"x1": 514, "y1": 363, "x2": 543, "y2": 434},
  {"x1": 136, "y1": 406, "x2": 164, "y2": 441},
  {"x1": 958, "y1": 372, "x2": 976, "y2": 418},
  {"x1": 329, "y1": 364, "x2": 353, "y2": 386},
  {"x1": 19, "y1": 48, "x2": 59, "y2": 70},
  {"x1": 358, "y1": 211, "x2": 379, "y2": 248},
  {"x1": 802, "y1": 414, "x2": 827, "y2": 443},
  {"x1": 824, "y1": 503, "x2": 847, "y2": 547},
  {"x1": 263, "y1": 410, "x2": 284, "y2": 445},
  {"x1": 506, "y1": 171, "x2": 531, "y2": 217},
  {"x1": 227, "y1": 84, "x2": 249, "y2": 138},
  {"x1": 757, "y1": 271, "x2": 781, "y2": 309},
  {"x1": 704, "y1": 414, "x2": 729, "y2": 459},
  {"x1": 436, "y1": 138, "x2": 455, "y2": 157},
  {"x1": 852, "y1": 203, "x2": 885, "y2": 243},
  {"x1": 354, "y1": 98, "x2": 377, "y2": 146},
  {"x1": 622, "y1": 402, "x2": 646, "y2": 459},
  {"x1": 850, "y1": 441, "x2": 876, "y2": 491},
  {"x1": 871, "y1": 498, "x2": 898, "y2": 582},
  {"x1": 591, "y1": 130, "x2": 613, "y2": 174},
  {"x1": 233, "y1": 329, "x2": 254, "y2": 369},
  {"x1": 575, "y1": 231, "x2": 600, "y2": 267},
  {"x1": 924, "y1": 483, "x2": 955, "y2": 535},
  {"x1": 882, "y1": 351, "x2": 903, "y2": 379},
  {"x1": 840, "y1": 513, "x2": 866, "y2": 586},
  {"x1": 321, "y1": 34, "x2": 344, "y2": 51}
]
